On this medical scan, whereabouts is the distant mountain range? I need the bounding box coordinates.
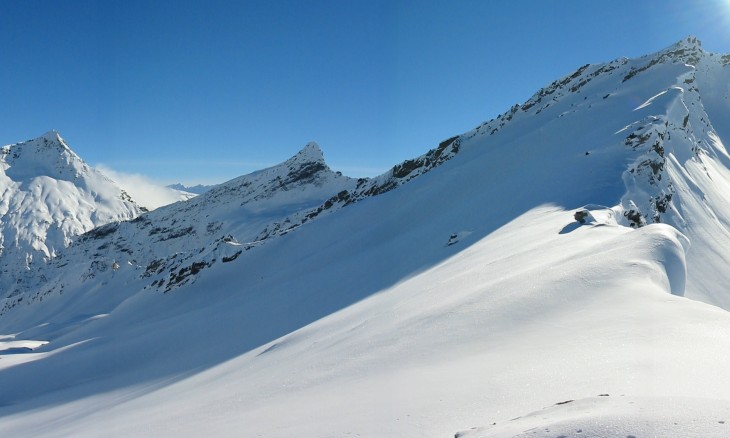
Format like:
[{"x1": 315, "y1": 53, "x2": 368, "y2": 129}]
[
  {"x1": 2, "y1": 36, "x2": 730, "y2": 437},
  {"x1": 166, "y1": 183, "x2": 215, "y2": 195}
]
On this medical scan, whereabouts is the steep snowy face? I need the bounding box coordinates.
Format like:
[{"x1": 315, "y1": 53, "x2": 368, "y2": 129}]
[
  {"x1": 0, "y1": 131, "x2": 141, "y2": 289},
  {"x1": 462, "y1": 36, "x2": 730, "y2": 308},
  {"x1": 462, "y1": 36, "x2": 720, "y2": 227}
]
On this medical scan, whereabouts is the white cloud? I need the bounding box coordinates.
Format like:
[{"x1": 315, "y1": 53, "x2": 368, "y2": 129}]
[{"x1": 96, "y1": 164, "x2": 193, "y2": 210}]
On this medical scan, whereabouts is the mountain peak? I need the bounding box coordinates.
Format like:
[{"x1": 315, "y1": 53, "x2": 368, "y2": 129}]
[
  {"x1": 36, "y1": 130, "x2": 73, "y2": 154},
  {"x1": 2, "y1": 131, "x2": 87, "y2": 182},
  {"x1": 661, "y1": 35, "x2": 704, "y2": 56},
  {"x1": 653, "y1": 35, "x2": 704, "y2": 65},
  {"x1": 0, "y1": 132, "x2": 142, "y2": 290},
  {"x1": 672, "y1": 35, "x2": 702, "y2": 50},
  {"x1": 289, "y1": 141, "x2": 325, "y2": 165},
  {"x1": 40, "y1": 130, "x2": 63, "y2": 143}
]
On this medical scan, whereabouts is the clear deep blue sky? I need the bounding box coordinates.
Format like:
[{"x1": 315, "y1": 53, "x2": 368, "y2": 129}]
[{"x1": 2, "y1": 0, "x2": 730, "y2": 184}]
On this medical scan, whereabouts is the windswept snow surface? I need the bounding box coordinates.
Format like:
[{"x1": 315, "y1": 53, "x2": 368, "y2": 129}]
[
  {"x1": 2, "y1": 37, "x2": 730, "y2": 437},
  {"x1": 456, "y1": 396, "x2": 730, "y2": 438},
  {"x1": 0, "y1": 206, "x2": 727, "y2": 437}
]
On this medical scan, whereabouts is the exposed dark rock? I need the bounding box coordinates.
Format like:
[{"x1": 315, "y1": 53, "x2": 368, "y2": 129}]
[{"x1": 624, "y1": 209, "x2": 645, "y2": 228}]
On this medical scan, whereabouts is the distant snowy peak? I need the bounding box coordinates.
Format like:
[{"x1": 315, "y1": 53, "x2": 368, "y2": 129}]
[
  {"x1": 254, "y1": 135, "x2": 462, "y2": 236},
  {"x1": 290, "y1": 141, "x2": 325, "y2": 164},
  {"x1": 0, "y1": 131, "x2": 140, "y2": 209},
  {"x1": 167, "y1": 142, "x2": 327, "y2": 199},
  {"x1": 1, "y1": 130, "x2": 89, "y2": 182},
  {"x1": 166, "y1": 183, "x2": 214, "y2": 195},
  {"x1": 201, "y1": 141, "x2": 352, "y2": 207},
  {"x1": 0, "y1": 131, "x2": 142, "y2": 290},
  {"x1": 279, "y1": 141, "x2": 330, "y2": 186}
]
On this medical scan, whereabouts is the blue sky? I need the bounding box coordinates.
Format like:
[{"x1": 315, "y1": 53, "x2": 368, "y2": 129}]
[{"x1": 2, "y1": 0, "x2": 730, "y2": 185}]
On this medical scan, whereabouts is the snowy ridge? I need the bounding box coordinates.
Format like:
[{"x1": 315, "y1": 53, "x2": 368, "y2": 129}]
[
  {"x1": 459, "y1": 36, "x2": 730, "y2": 307},
  {"x1": 0, "y1": 141, "x2": 358, "y2": 308},
  {"x1": 2, "y1": 38, "x2": 730, "y2": 437},
  {"x1": 1, "y1": 133, "x2": 463, "y2": 307},
  {"x1": 263, "y1": 135, "x2": 461, "y2": 230}
]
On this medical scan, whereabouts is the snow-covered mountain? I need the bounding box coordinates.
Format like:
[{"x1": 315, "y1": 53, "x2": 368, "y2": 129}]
[
  {"x1": 0, "y1": 131, "x2": 142, "y2": 292},
  {"x1": 0, "y1": 135, "x2": 463, "y2": 312},
  {"x1": 462, "y1": 35, "x2": 730, "y2": 310},
  {"x1": 3, "y1": 37, "x2": 730, "y2": 437}
]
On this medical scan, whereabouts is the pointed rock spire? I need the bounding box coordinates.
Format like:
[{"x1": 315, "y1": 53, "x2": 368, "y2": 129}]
[{"x1": 287, "y1": 141, "x2": 326, "y2": 166}]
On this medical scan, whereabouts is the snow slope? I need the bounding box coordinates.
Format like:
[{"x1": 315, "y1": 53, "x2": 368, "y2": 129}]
[{"x1": 2, "y1": 37, "x2": 730, "y2": 437}]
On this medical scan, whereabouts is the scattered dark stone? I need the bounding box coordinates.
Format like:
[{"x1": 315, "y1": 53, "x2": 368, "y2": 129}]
[
  {"x1": 286, "y1": 162, "x2": 326, "y2": 184},
  {"x1": 82, "y1": 222, "x2": 119, "y2": 240},
  {"x1": 574, "y1": 210, "x2": 589, "y2": 223},
  {"x1": 159, "y1": 226, "x2": 195, "y2": 241},
  {"x1": 624, "y1": 209, "x2": 644, "y2": 228},
  {"x1": 654, "y1": 194, "x2": 672, "y2": 214},
  {"x1": 142, "y1": 259, "x2": 164, "y2": 277},
  {"x1": 222, "y1": 251, "x2": 242, "y2": 263}
]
